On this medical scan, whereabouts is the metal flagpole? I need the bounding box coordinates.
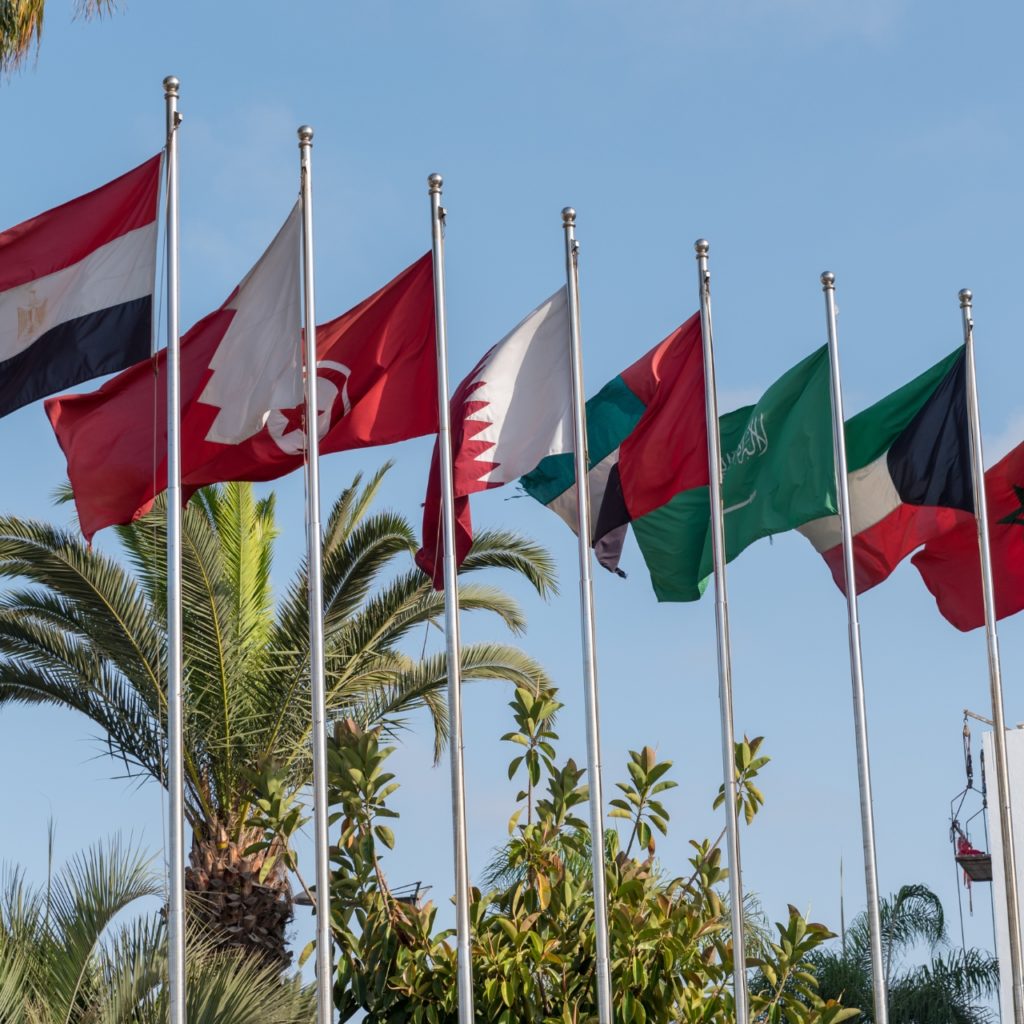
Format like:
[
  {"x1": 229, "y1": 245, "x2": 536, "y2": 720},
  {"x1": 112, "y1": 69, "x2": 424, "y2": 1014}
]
[
  {"x1": 162, "y1": 74, "x2": 187, "y2": 1024},
  {"x1": 694, "y1": 239, "x2": 749, "y2": 1022},
  {"x1": 298, "y1": 125, "x2": 334, "y2": 1024},
  {"x1": 959, "y1": 287, "x2": 1024, "y2": 1023},
  {"x1": 427, "y1": 173, "x2": 475, "y2": 1024},
  {"x1": 561, "y1": 207, "x2": 613, "y2": 1024},
  {"x1": 820, "y1": 271, "x2": 889, "y2": 1024}
]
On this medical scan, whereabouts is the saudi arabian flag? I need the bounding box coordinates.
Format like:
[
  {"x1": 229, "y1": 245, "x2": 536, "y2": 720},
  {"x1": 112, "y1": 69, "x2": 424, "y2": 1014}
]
[{"x1": 636, "y1": 345, "x2": 837, "y2": 600}]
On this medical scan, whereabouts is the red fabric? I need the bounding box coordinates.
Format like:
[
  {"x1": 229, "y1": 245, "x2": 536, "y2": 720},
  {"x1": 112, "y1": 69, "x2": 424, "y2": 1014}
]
[
  {"x1": 958, "y1": 835, "x2": 985, "y2": 857},
  {"x1": 819, "y1": 503, "x2": 973, "y2": 595},
  {"x1": 912, "y1": 441, "x2": 1024, "y2": 631},
  {"x1": 414, "y1": 344, "x2": 497, "y2": 588},
  {"x1": 46, "y1": 253, "x2": 436, "y2": 541},
  {"x1": 618, "y1": 312, "x2": 708, "y2": 520},
  {"x1": 0, "y1": 156, "x2": 161, "y2": 291}
]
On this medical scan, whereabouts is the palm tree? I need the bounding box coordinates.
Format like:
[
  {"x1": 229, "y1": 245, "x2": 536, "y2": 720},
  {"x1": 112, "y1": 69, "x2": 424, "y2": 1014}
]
[
  {"x1": 0, "y1": 0, "x2": 114, "y2": 75},
  {"x1": 0, "y1": 834, "x2": 315, "y2": 1023},
  {"x1": 0, "y1": 465, "x2": 555, "y2": 964},
  {"x1": 809, "y1": 883, "x2": 999, "y2": 1023}
]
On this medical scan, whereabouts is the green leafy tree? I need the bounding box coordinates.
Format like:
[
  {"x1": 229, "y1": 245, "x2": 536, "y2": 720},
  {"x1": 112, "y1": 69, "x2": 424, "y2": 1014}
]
[
  {"x1": 0, "y1": 0, "x2": 114, "y2": 75},
  {"x1": 807, "y1": 883, "x2": 999, "y2": 1023},
  {"x1": 0, "y1": 834, "x2": 314, "y2": 1024},
  {"x1": 300, "y1": 689, "x2": 857, "y2": 1023},
  {"x1": 0, "y1": 467, "x2": 554, "y2": 964}
]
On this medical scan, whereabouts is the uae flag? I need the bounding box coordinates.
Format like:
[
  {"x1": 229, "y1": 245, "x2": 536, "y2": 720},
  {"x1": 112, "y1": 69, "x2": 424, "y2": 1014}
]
[
  {"x1": 48, "y1": 206, "x2": 437, "y2": 541},
  {"x1": 0, "y1": 155, "x2": 161, "y2": 416},
  {"x1": 417, "y1": 289, "x2": 573, "y2": 587},
  {"x1": 798, "y1": 347, "x2": 974, "y2": 594},
  {"x1": 913, "y1": 440, "x2": 1024, "y2": 631},
  {"x1": 520, "y1": 313, "x2": 707, "y2": 574}
]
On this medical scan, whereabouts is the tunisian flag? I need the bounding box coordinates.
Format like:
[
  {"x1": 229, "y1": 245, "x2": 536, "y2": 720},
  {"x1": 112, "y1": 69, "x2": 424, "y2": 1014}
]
[
  {"x1": 47, "y1": 216, "x2": 437, "y2": 541},
  {"x1": 912, "y1": 440, "x2": 1024, "y2": 631}
]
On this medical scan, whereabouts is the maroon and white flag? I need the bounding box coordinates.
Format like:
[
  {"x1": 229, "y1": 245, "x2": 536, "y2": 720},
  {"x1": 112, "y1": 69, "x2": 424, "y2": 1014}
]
[{"x1": 0, "y1": 155, "x2": 162, "y2": 416}]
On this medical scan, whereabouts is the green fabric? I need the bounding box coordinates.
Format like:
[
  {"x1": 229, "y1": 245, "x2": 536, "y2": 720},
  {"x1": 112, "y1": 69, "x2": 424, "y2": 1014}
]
[
  {"x1": 632, "y1": 346, "x2": 838, "y2": 602},
  {"x1": 520, "y1": 374, "x2": 645, "y2": 506},
  {"x1": 844, "y1": 346, "x2": 963, "y2": 471}
]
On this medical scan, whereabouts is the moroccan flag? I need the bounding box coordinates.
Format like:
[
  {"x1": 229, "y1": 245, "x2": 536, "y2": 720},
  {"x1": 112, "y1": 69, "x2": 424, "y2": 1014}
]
[
  {"x1": 416, "y1": 289, "x2": 572, "y2": 588},
  {"x1": 912, "y1": 440, "x2": 1024, "y2": 631},
  {"x1": 520, "y1": 313, "x2": 706, "y2": 574},
  {"x1": 48, "y1": 211, "x2": 437, "y2": 540},
  {"x1": 798, "y1": 347, "x2": 973, "y2": 593},
  {"x1": 636, "y1": 346, "x2": 836, "y2": 601},
  {"x1": 0, "y1": 155, "x2": 161, "y2": 416}
]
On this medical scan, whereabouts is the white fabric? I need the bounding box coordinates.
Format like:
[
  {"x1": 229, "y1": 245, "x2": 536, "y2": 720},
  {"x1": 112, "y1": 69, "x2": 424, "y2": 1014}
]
[
  {"x1": 199, "y1": 204, "x2": 302, "y2": 444},
  {"x1": 0, "y1": 223, "x2": 156, "y2": 361},
  {"x1": 548, "y1": 448, "x2": 619, "y2": 536},
  {"x1": 798, "y1": 451, "x2": 902, "y2": 551},
  {"x1": 984, "y1": 729, "x2": 1024, "y2": 1023},
  {"x1": 466, "y1": 288, "x2": 573, "y2": 485}
]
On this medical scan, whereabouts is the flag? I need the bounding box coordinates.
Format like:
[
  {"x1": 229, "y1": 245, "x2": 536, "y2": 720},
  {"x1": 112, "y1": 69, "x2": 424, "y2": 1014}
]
[
  {"x1": 520, "y1": 313, "x2": 706, "y2": 574},
  {"x1": 912, "y1": 440, "x2": 1024, "y2": 631},
  {"x1": 48, "y1": 218, "x2": 437, "y2": 541},
  {"x1": 637, "y1": 346, "x2": 837, "y2": 601},
  {"x1": 0, "y1": 155, "x2": 161, "y2": 416},
  {"x1": 416, "y1": 289, "x2": 572, "y2": 587},
  {"x1": 798, "y1": 347, "x2": 973, "y2": 593}
]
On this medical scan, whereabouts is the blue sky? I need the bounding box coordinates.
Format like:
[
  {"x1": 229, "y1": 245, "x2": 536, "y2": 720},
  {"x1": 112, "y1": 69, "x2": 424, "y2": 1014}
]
[{"x1": 2, "y1": 0, "x2": 1023, "y2": 984}]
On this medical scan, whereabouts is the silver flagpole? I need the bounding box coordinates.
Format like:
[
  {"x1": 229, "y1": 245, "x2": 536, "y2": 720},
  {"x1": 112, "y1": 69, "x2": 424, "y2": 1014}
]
[
  {"x1": 820, "y1": 271, "x2": 889, "y2": 1024},
  {"x1": 427, "y1": 173, "x2": 475, "y2": 1024},
  {"x1": 959, "y1": 288, "x2": 1024, "y2": 1023},
  {"x1": 694, "y1": 239, "x2": 749, "y2": 1022},
  {"x1": 298, "y1": 125, "x2": 334, "y2": 1024},
  {"x1": 561, "y1": 208, "x2": 613, "y2": 1024},
  {"x1": 162, "y1": 74, "x2": 187, "y2": 1024}
]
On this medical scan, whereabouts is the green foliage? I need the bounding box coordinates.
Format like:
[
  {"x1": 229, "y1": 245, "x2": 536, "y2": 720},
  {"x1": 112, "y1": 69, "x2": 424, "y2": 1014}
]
[
  {"x1": 806, "y1": 882, "x2": 999, "y2": 1023},
  {"x1": 319, "y1": 689, "x2": 853, "y2": 1023},
  {"x1": 0, "y1": 834, "x2": 314, "y2": 1024}
]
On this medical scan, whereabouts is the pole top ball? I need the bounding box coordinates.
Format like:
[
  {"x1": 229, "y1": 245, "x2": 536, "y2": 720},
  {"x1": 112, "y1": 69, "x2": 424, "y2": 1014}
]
[
  {"x1": 694, "y1": 238, "x2": 710, "y2": 256},
  {"x1": 821, "y1": 271, "x2": 836, "y2": 288},
  {"x1": 427, "y1": 173, "x2": 443, "y2": 193},
  {"x1": 163, "y1": 76, "x2": 179, "y2": 96},
  {"x1": 959, "y1": 288, "x2": 973, "y2": 307},
  {"x1": 562, "y1": 207, "x2": 576, "y2": 225},
  {"x1": 297, "y1": 125, "x2": 314, "y2": 144}
]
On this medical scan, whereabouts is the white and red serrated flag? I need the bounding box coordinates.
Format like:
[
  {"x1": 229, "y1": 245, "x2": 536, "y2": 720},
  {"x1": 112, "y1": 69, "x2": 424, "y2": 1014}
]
[
  {"x1": 416, "y1": 288, "x2": 574, "y2": 587},
  {"x1": 47, "y1": 201, "x2": 439, "y2": 542},
  {"x1": 0, "y1": 155, "x2": 162, "y2": 416}
]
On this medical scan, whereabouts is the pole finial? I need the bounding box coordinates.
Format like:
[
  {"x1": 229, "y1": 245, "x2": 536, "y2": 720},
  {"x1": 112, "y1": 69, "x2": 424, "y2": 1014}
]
[
  {"x1": 694, "y1": 238, "x2": 710, "y2": 256},
  {"x1": 427, "y1": 173, "x2": 443, "y2": 194},
  {"x1": 821, "y1": 271, "x2": 836, "y2": 289},
  {"x1": 959, "y1": 288, "x2": 973, "y2": 308},
  {"x1": 163, "y1": 75, "x2": 180, "y2": 97},
  {"x1": 562, "y1": 207, "x2": 576, "y2": 226},
  {"x1": 297, "y1": 125, "x2": 314, "y2": 145}
]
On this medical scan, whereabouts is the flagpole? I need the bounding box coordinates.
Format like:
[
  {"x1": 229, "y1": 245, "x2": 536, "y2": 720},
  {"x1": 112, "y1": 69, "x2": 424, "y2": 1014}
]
[
  {"x1": 694, "y1": 239, "x2": 749, "y2": 1022},
  {"x1": 561, "y1": 208, "x2": 613, "y2": 1024},
  {"x1": 820, "y1": 271, "x2": 889, "y2": 1024},
  {"x1": 298, "y1": 125, "x2": 334, "y2": 1024},
  {"x1": 427, "y1": 173, "x2": 475, "y2": 1024},
  {"x1": 959, "y1": 287, "x2": 1024, "y2": 1024},
  {"x1": 162, "y1": 74, "x2": 187, "y2": 1024}
]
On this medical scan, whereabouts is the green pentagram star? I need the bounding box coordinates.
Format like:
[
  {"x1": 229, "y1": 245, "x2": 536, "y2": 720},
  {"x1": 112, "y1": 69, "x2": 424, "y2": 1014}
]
[{"x1": 998, "y1": 485, "x2": 1024, "y2": 527}]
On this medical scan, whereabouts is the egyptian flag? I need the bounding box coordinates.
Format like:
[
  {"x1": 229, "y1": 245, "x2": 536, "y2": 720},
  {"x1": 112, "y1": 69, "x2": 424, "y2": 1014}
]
[
  {"x1": 416, "y1": 290, "x2": 573, "y2": 588},
  {"x1": 48, "y1": 205, "x2": 437, "y2": 541},
  {"x1": 798, "y1": 347, "x2": 974, "y2": 594},
  {"x1": 519, "y1": 313, "x2": 706, "y2": 575},
  {"x1": 913, "y1": 440, "x2": 1024, "y2": 631},
  {"x1": 0, "y1": 155, "x2": 161, "y2": 416}
]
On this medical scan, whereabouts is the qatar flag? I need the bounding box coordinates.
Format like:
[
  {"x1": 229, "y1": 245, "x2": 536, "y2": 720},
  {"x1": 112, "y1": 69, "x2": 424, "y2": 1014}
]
[
  {"x1": 0, "y1": 155, "x2": 161, "y2": 416},
  {"x1": 47, "y1": 206, "x2": 438, "y2": 541}
]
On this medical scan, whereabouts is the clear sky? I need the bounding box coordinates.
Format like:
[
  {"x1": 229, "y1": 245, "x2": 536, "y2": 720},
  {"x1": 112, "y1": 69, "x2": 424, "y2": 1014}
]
[{"x1": 2, "y1": 0, "x2": 1022, "y2": 988}]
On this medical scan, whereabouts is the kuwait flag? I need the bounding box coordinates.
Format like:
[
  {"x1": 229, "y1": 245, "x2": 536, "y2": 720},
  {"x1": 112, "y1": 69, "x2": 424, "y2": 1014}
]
[
  {"x1": 48, "y1": 206, "x2": 438, "y2": 541},
  {"x1": 0, "y1": 155, "x2": 161, "y2": 416},
  {"x1": 417, "y1": 289, "x2": 572, "y2": 587},
  {"x1": 520, "y1": 313, "x2": 707, "y2": 575},
  {"x1": 798, "y1": 347, "x2": 973, "y2": 594},
  {"x1": 913, "y1": 439, "x2": 1024, "y2": 631}
]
